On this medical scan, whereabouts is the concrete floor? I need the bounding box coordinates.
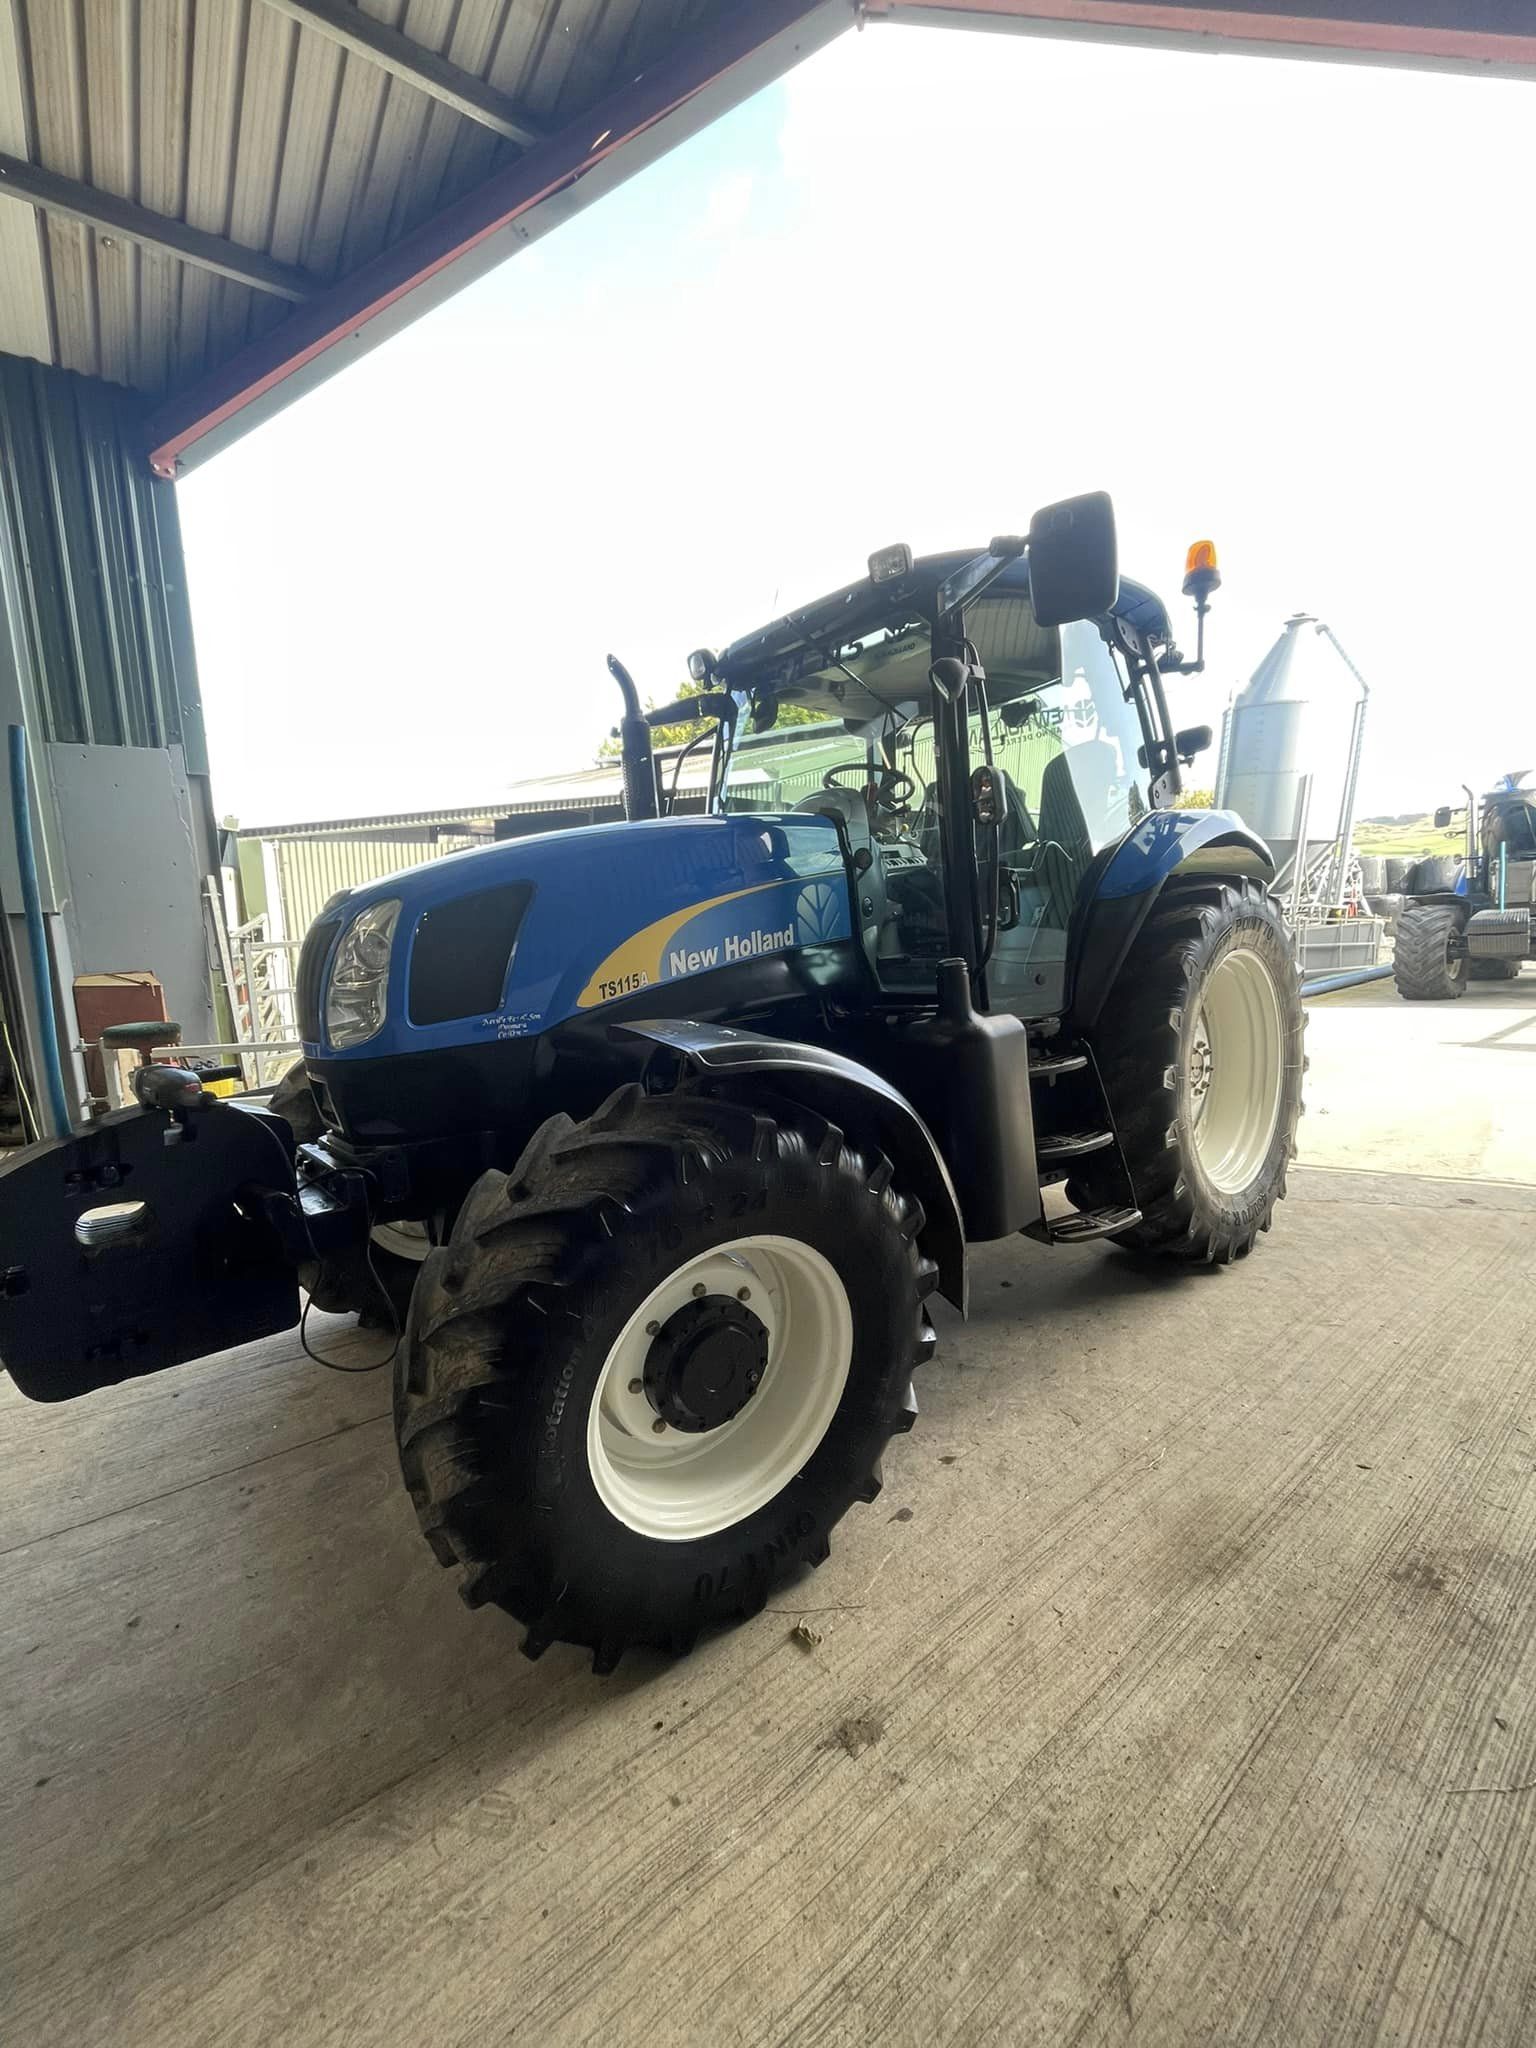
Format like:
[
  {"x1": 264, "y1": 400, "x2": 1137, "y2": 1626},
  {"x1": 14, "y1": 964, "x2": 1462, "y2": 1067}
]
[
  {"x1": 3, "y1": 971, "x2": 1535, "y2": 2046},
  {"x1": 1302, "y1": 969, "x2": 1536, "y2": 1184}
]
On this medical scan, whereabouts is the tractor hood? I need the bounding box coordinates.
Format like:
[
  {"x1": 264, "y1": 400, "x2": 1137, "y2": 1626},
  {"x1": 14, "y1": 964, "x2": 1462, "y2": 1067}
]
[{"x1": 295, "y1": 812, "x2": 853, "y2": 1062}]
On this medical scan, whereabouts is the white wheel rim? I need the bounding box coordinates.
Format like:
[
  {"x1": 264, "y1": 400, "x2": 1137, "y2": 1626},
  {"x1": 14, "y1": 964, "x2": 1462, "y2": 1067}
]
[
  {"x1": 371, "y1": 1219, "x2": 430, "y2": 1262},
  {"x1": 1189, "y1": 945, "x2": 1286, "y2": 1196},
  {"x1": 586, "y1": 1235, "x2": 852, "y2": 1542}
]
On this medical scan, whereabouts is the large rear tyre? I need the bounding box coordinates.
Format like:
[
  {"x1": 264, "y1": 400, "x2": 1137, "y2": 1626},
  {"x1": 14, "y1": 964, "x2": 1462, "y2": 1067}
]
[
  {"x1": 1393, "y1": 906, "x2": 1467, "y2": 1001},
  {"x1": 268, "y1": 1061, "x2": 422, "y2": 1328},
  {"x1": 1069, "y1": 878, "x2": 1304, "y2": 1262},
  {"x1": 395, "y1": 1085, "x2": 936, "y2": 1669}
]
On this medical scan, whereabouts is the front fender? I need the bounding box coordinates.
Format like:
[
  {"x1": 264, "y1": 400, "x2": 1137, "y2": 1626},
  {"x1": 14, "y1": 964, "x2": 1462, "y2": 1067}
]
[
  {"x1": 1096, "y1": 807, "x2": 1274, "y2": 900},
  {"x1": 1069, "y1": 809, "x2": 1276, "y2": 1031},
  {"x1": 617, "y1": 1018, "x2": 967, "y2": 1314}
]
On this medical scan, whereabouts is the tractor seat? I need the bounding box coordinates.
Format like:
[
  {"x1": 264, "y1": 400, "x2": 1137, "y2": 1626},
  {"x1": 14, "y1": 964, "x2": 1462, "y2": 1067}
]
[
  {"x1": 101, "y1": 1019, "x2": 181, "y2": 1061},
  {"x1": 1030, "y1": 753, "x2": 1093, "y2": 928}
]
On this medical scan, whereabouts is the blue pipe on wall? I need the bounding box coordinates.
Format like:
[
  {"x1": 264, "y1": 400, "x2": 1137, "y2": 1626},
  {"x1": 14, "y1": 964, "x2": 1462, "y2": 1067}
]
[{"x1": 7, "y1": 724, "x2": 73, "y2": 1136}]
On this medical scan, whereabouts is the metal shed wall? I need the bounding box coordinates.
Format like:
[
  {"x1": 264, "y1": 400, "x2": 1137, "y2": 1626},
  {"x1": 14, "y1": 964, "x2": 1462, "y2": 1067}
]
[
  {"x1": 0, "y1": 353, "x2": 219, "y2": 1120},
  {"x1": 0, "y1": 354, "x2": 206, "y2": 759},
  {"x1": 274, "y1": 826, "x2": 454, "y2": 939}
]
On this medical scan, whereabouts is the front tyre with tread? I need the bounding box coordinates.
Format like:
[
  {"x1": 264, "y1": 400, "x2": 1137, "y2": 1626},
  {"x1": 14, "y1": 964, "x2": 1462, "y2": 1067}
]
[
  {"x1": 1393, "y1": 905, "x2": 1468, "y2": 1001},
  {"x1": 1070, "y1": 878, "x2": 1304, "y2": 1263},
  {"x1": 395, "y1": 1086, "x2": 935, "y2": 1669}
]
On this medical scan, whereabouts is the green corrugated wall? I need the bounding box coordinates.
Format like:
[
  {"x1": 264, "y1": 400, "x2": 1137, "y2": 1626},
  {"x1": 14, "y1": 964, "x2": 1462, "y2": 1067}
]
[{"x1": 0, "y1": 356, "x2": 207, "y2": 768}]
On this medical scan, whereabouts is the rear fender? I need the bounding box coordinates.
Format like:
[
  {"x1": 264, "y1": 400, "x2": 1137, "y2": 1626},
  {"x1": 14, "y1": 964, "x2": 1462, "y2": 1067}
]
[
  {"x1": 617, "y1": 1018, "x2": 967, "y2": 1313},
  {"x1": 0, "y1": 1100, "x2": 302, "y2": 1402},
  {"x1": 1069, "y1": 810, "x2": 1275, "y2": 1032}
]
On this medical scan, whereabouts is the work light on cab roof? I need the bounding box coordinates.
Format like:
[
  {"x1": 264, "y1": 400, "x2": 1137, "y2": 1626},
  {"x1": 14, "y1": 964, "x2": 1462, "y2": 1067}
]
[{"x1": 867, "y1": 543, "x2": 913, "y2": 587}]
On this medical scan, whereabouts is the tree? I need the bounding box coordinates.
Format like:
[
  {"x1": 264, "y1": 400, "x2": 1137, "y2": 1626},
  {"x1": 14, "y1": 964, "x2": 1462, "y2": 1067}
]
[
  {"x1": 1179, "y1": 787, "x2": 1215, "y2": 809},
  {"x1": 597, "y1": 681, "x2": 830, "y2": 759}
]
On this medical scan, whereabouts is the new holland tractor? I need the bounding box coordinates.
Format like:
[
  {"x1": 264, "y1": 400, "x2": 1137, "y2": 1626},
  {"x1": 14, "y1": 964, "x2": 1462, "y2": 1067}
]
[
  {"x1": 0, "y1": 495, "x2": 1304, "y2": 1670},
  {"x1": 1392, "y1": 775, "x2": 1536, "y2": 999}
]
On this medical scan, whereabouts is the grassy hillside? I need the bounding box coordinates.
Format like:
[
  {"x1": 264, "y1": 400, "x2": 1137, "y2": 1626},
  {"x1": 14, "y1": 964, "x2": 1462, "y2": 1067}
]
[{"x1": 1353, "y1": 812, "x2": 1466, "y2": 860}]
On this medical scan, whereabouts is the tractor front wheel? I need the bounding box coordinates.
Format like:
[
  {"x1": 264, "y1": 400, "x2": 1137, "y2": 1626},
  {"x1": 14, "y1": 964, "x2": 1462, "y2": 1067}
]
[
  {"x1": 1393, "y1": 905, "x2": 1468, "y2": 1001},
  {"x1": 395, "y1": 1086, "x2": 935, "y2": 1669},
  {"x1": 1071, "y1": 878, "x2": 1304, "y2": 1263},
  {"x1": 1469, "y1": 958, "x2": 1520, "y2": 982}
]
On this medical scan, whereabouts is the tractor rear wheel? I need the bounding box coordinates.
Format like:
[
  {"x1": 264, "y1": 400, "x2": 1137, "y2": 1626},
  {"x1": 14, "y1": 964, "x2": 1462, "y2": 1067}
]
[
  {"x1": 1070, "y1": 878, "x2": 1303, "y2": 1262},
  {"x1": 1392, "y1": 906, "x2": 1467, "y2": 1001},
  {"x1": 395, "y1": 1085, "x2": 935, "y2": 1669},
  {"x1": 1469, "y1": 958, "x2": 1520, "y2": 982}
]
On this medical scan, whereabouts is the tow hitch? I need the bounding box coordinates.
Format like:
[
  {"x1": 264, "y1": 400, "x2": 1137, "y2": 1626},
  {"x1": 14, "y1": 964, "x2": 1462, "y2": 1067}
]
[{"x1": 0, "y1": 1092, "x2": 318, "y2": 1402}]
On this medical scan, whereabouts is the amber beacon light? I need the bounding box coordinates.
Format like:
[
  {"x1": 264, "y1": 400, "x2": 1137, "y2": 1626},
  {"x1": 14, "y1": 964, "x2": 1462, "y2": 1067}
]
[{"x1": 1183, "y1": 540, "x2": 1221, "y2": 603}]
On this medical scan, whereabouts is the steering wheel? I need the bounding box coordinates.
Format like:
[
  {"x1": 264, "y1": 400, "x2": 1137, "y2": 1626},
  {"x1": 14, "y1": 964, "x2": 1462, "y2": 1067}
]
[{"x1": 822, "y1": 763, "x2": 916, "y2": 813}]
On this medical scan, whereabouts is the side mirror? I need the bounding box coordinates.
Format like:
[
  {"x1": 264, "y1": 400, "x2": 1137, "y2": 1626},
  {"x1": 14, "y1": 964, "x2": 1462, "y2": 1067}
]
[
  {"x1": 1433, "y1": 805, "x2": 1453, "y2": 829},
  {"x1": 1026, "y1": 491, "x2": 1118, "y2": 628},
  {"x1": 1137, "y1": 727, "x2": 1212, "y2": 772}
]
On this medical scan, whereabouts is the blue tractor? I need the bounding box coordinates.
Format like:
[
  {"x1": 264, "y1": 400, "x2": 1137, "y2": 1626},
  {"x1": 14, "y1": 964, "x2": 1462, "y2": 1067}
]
[
  {"x1": 0, "y1": 495, "x2": 1304, "y2": 1669},
  {"x1": 1392, "y1": 775, "x2": 1535, "y2": 998}
]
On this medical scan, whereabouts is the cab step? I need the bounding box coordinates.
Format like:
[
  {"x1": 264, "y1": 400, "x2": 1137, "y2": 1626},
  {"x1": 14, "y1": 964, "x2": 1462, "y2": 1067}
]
[
  {"x1": 1037, "y1": 1128, "x2": 1115, "y2": 1161},
  {"x1": 1026, "y1": 1204, "x2": 1142, "y2": 1246},
  {"x1": 1030, "y1": 1051, "x2": 1087, "y2": 1080}
]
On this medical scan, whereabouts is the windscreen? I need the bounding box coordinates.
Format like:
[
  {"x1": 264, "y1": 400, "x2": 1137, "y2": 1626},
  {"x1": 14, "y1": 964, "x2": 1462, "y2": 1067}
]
[
  {"x1": 726, "y1": 598, "x2": 1151, "y2": 859},
  {"x1": 722, "y1": 595, "x2": 1153, "y2": 1018}
]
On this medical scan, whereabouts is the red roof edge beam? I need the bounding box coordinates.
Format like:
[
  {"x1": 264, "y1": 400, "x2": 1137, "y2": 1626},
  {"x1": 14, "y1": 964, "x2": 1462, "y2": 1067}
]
[
  {"x1": 860, "y1": 0, "x2": 1536, "y2": 77},
  {"x1": 144, "y1": 0, "x2": 844, "y2": 480}
]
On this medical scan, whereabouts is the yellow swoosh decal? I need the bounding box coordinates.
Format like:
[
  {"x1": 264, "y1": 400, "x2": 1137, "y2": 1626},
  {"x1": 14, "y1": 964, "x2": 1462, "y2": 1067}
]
[{"x1": 576, "y1": 880, "x2": 795, "y2": 1009}]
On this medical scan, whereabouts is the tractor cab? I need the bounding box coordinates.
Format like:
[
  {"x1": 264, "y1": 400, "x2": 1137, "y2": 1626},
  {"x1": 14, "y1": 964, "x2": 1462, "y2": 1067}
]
[
  {"x1": 1481, "y1": 782, "x2": 1536, "y2": 873},
  {"x1": 673, "y1": 504, "x2": 1218, "y2": 1025},
  {"x1": 713, "y1": 558, "x2": 1183, "y2": 1017}
]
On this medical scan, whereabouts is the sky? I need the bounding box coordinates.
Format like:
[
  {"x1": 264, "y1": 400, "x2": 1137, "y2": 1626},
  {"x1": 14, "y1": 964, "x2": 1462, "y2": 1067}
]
[{"x1": 177, "y1": 22, "x2": 1536, "y2": 829}]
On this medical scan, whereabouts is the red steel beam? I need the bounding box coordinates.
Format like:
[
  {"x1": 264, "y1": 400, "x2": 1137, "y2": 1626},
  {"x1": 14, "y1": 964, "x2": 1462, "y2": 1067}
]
[
  {"x1": 861, "y1": 1, "x2": 1536, "y2": 72},
  {"x1": 145, "y1": 0, "x2": 839, "y2": 478}
]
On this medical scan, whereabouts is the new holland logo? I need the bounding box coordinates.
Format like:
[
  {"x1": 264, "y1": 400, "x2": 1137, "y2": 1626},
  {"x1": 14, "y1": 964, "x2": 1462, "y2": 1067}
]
[
  {"x1": 575, "y1": 873, "x2": 852, "y2": 1012},
  {"x1": 667, "y1": 925, "x2": 797, "y2": 977}
]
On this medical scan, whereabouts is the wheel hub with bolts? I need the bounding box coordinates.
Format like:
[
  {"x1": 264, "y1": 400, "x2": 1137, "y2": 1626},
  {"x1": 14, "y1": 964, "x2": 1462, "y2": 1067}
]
[
  {"x1": 642, "y1": 1293, "x2": 769, "y2": 1433},
  {"x1": 586, "y1": 1235, "x2": 853, "y2": 1542},
  {"x1": 1189, "y1": 1018, "x2": 1214, "y2": 1110},
  {"x1": 1187, "y1": 945, "x2": 1285, "y2": 1196}
]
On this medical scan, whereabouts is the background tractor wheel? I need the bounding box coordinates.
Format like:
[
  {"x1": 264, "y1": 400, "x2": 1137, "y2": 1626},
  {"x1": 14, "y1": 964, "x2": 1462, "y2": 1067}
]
[
  {"x1": 1392, "y1": 906, "x2": 1467, "y2": 1001},
  {"x1": 268, "y1": 1061, "x2": 422, "y2": 1329},
  {"x1": 1069, "y1": 878, "x2": 1304, "y2": 1263},
  {"x1": 395, "y1": 1084, "x2": 935, "y2": 1670},
  {"x1": 1469, "y1": 958, "x2": 1520, "y2": 982}
]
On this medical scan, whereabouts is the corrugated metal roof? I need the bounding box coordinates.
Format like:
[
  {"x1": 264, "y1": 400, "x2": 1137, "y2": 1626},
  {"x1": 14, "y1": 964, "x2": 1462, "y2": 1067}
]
[{"x1": 0, "y1": 0, "x2": 796, "y2": 427}]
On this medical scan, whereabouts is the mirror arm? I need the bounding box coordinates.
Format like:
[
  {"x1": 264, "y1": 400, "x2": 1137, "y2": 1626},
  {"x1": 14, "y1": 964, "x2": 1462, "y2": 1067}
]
[{"x1": 1158, "y1": 600, "x2": 1209, "y2": 675}]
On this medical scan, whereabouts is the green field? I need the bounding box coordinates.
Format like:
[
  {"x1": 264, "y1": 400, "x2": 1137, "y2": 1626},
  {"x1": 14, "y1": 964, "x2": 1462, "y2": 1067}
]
[{"x1": 1353, "y1": 812, "x2": 1466, "y2": 861}]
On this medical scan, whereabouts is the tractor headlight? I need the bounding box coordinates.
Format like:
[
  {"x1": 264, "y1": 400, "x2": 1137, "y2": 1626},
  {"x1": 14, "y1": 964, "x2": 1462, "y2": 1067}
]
[{"x1": 325, "y1": 899, "x2": 401, "y2": 1050}]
